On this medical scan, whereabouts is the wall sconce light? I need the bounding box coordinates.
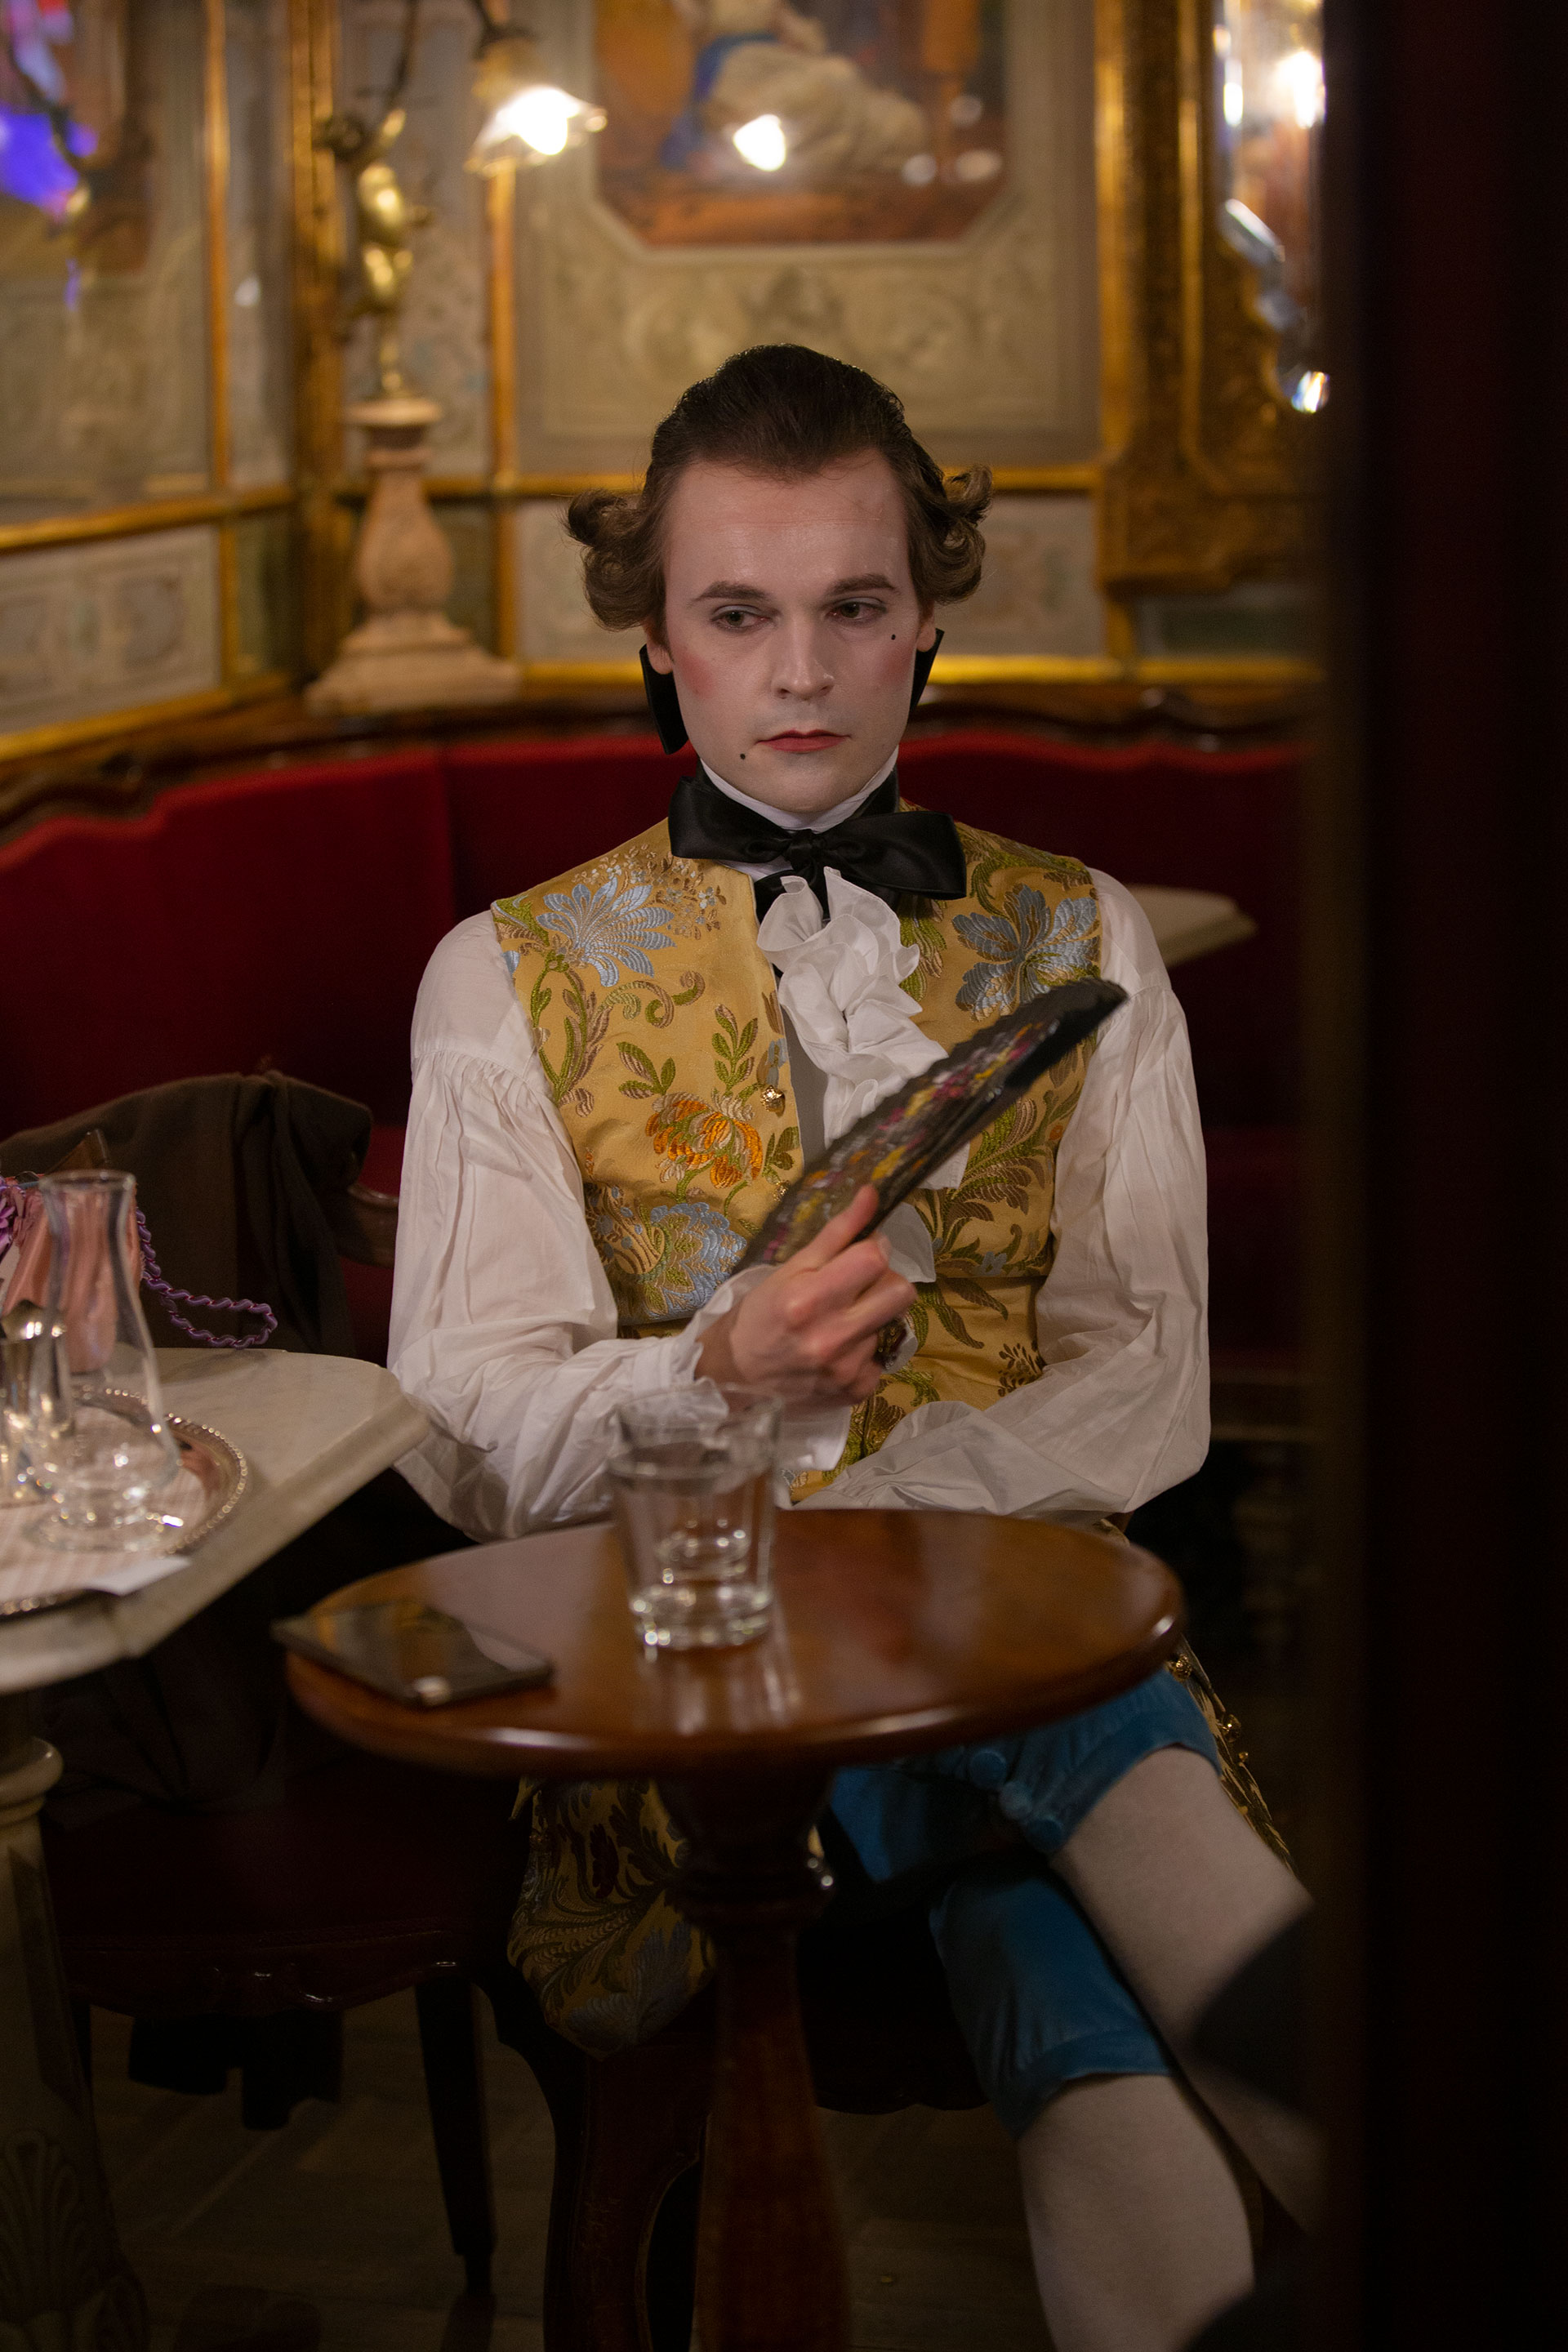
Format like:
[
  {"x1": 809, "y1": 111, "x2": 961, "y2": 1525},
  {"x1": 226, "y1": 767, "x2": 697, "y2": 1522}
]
[{"x1": 466, "y1": 7, "x2": 606, "y2": 176}]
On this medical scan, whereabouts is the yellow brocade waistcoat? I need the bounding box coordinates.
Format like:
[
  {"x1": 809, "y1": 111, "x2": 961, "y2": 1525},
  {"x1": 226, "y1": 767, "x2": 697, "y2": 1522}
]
[
  {"x1": 493, "y1": 813, "x2": 1102, "y2": 1454},
  {"x1": 489, "y1": 812, "x2": 1104, "y2": 2052}
]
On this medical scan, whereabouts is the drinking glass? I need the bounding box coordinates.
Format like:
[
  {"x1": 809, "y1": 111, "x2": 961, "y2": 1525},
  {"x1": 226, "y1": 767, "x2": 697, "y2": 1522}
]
[
  {"x1": 1, "y1": 1300, "x2": 63, "y2": 1506},
  {"x1": 27, "y1": 1171, "x2": 181, "y2": 1550},
  {"x1": 609, "y1": 1385, "x2": 782, "y2": 1650}
]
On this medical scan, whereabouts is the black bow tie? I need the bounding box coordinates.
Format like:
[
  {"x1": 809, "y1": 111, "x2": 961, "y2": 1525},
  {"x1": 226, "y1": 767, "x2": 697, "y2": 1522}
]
[{"x1": 667, "y1": 768, "x2": 967, "y2": 917}]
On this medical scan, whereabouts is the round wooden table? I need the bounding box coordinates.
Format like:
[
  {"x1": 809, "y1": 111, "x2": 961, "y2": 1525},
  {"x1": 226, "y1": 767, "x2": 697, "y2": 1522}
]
[{"x1": 287, "y1": 1509, "x2": 1183, "y2": 2352}]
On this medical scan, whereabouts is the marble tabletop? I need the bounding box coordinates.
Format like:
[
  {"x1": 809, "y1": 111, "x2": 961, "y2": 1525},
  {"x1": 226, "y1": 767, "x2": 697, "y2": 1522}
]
[{"x1": 0, "y1": 1349, "x2": 427, "y2": 1697}]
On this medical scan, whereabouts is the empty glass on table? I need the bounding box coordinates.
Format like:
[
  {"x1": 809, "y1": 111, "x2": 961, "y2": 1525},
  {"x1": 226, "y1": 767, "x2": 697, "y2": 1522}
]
[{"x1": 609, "y1": 1385, "x2": 782, "y2": 1650}]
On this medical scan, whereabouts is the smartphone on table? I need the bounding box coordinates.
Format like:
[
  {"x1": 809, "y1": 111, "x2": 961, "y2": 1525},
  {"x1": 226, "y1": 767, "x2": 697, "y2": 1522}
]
[{"x1": 274, "y1": 1597, "x2": 552, "y2": 1708}]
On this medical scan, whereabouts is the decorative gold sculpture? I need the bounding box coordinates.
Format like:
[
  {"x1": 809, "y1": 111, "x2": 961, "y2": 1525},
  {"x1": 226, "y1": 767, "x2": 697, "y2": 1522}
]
[
  {"x1": 315, "y1": 104, "x2": 432, "y2": 399},
  {"x1": 307, "y1": 2, "x2": 517, "y2": 713}
]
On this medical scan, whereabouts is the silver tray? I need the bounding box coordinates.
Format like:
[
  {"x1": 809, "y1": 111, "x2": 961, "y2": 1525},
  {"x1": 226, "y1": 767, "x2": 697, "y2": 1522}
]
[
  {"x1": 159, "y1": 1414, "x2": 250, "y2": 1548},
  {"x1": 0, "y1": 1414, "x2": 249, "y2": 1620}
]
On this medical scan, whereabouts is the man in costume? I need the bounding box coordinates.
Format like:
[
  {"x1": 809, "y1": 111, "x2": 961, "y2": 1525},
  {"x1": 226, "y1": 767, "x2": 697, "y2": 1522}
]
[{"x1": 390, "y1": 345, "x2": 1312, "y2": 2350}]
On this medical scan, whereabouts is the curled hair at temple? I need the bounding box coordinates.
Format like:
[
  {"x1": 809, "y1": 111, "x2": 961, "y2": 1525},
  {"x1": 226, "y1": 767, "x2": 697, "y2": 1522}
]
[{"x1": 566, "y1": 344, "x2": 991, "y2": 641}]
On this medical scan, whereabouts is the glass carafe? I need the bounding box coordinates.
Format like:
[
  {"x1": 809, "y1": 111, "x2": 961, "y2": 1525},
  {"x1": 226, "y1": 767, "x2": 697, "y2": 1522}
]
[{"x1": 31, "y1": 1171, "x2": 180, "y2": 1550}]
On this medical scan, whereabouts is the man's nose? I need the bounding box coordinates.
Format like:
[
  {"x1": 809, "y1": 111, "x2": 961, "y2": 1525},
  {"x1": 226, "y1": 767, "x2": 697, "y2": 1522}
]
[{"x1": 771, "y1": 619, "x2": 832, "y2": 698}]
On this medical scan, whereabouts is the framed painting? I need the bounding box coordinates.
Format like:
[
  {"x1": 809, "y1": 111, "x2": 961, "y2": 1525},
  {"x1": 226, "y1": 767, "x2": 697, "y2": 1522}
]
[
  {"x1": 510, "y1": 0, "x2": 1100, "y2": 483},
  {"x1": 593, "y1": 0, "x2": 1010, "y2": 251}
]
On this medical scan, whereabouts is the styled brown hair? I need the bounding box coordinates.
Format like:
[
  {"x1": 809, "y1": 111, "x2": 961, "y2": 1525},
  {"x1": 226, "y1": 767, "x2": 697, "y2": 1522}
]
[{"x1": 566, "y1": 344, "x2": 990, "y2": 641}]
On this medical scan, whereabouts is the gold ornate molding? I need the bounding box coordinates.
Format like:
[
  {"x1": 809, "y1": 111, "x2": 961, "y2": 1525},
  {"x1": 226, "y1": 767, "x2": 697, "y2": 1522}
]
[{"x1": 1098, "y1": 0, "x2": 1316, "y2": 595}]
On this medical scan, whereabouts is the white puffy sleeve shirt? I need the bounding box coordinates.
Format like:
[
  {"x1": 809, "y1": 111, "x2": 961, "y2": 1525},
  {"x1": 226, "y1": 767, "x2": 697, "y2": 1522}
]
[{"x1": 387, "y1": 872, "x2": 1209, "y2": 1539}]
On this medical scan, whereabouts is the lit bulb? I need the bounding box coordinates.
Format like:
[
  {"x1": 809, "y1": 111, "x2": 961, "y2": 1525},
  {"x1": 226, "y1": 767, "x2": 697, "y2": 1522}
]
[
  {"x1": 493, "y1": 86, "x2": 582, "y2": 158},
  {"x1": 467, "y1": 74, "x2": 606, "y2": 176},
  {"x1": 1291, "y1": 369, "x2": 1329, "y2": 413},
  {"x1": 731, "y1": 114, "x2": 787, "y2": 172},
  {"x1": 1224, "y1": 66, "x2": 1244, "y2": 127},
  {"x1": 1277, "y1": 49, "x2": 1324, "y2": 130}
]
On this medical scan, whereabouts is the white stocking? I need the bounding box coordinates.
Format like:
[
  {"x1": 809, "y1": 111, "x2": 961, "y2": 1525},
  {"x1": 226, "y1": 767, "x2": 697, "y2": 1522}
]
[
  {"x1": 1054, "y1": 1746, "x2": 1320, "y2": 2224},
  {"x1": 1018, "y1": 2073, "x2": 1253, "y2": 2352}
]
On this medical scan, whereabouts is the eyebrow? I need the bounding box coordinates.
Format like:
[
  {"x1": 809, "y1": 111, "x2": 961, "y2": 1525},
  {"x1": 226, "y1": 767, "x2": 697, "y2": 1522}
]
[{"x1": 691, "y1": 573, "x2": 899, "y2": 603}]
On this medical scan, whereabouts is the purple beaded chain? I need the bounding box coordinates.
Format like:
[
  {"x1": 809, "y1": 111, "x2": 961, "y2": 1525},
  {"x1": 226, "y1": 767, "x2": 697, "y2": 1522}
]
[
  {"x1": 2, "y1": 1183, "x2": 276, "y2": 1348},
  {"x1": 133, "y1": 1210, "x2": 277, "y2": 1349}
]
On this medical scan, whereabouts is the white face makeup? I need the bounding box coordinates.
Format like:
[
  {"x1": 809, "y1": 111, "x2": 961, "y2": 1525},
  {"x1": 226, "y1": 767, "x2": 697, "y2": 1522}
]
[{"x1": 644, "y1": 451, "x2": 938, "y2": 816}]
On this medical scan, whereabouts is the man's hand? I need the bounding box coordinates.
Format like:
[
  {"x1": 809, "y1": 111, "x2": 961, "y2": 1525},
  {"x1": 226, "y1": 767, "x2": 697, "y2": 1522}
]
[{"x1": 696, "y1": 1185, "x2": 915, "y2": 1404}]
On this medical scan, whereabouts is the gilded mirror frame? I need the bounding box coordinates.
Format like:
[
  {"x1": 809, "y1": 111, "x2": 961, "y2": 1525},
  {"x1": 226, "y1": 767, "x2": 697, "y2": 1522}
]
[{"x1": 1097, "y1": 0, "x2": 1316, "y2": 603}]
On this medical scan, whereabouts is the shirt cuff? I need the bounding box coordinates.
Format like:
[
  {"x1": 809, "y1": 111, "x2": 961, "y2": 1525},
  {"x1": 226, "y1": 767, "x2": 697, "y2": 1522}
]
[
  {"x1": 670, "y1": 1263, "x2": 772, "y2": 1377},
  {"x1": 678, "y1": 1269, "x2": 853, "y2": 1478},
  {"x1": 795, "y1": 1399, "x2": 1100, "y2": 1518}
]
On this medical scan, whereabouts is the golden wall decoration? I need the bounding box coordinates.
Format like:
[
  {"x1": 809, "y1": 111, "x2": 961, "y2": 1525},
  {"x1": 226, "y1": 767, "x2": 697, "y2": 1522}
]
[{"x1": 1097, "y1": 0, "x2": 1315, "y2": 595}]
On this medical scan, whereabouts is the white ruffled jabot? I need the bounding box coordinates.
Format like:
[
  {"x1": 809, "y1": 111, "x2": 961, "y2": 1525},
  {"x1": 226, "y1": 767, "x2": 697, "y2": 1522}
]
[{"x1": 755, "y1": 872, "x2": 969, "y2": 1290}]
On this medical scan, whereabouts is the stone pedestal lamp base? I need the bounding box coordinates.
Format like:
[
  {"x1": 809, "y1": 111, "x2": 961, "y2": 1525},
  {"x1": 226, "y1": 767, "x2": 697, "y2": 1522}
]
[{"x1": 306, "y1": 395, "x2": 518, "y2": 715}]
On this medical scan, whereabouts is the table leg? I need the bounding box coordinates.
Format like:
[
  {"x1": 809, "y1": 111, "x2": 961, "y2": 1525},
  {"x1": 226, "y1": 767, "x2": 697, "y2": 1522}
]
[
  {"x1": 660, "y1": 1767, "x2": 845, "y2": 2352},
  {"x1": 0, "y1": 1693, "x2": 148, "y2": 2350}
]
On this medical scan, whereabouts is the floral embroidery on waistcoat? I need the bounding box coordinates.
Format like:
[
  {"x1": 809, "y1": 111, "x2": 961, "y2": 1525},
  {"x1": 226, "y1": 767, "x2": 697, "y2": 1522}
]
[
  {"x1": 898, "y1": 906, "x2": 947, "y2": 1000},
  {"x1": 497, "y1": 828, "x2": 799, "y2": 1330},
  {"x1": 494, "y1": 843, "x2": 726, "y2": 1113},
  {"x1": 947, "y1": 827, "x2": 1101, "y2": 1016},
  {"x1": 586, "y1": 1188, "x2": 747, "y2": 1323},
  {"x1": 537, "y1": 875, "x2": 674, "y2": 983},
  {"x1": 619, "y1": 1010, "x2": 796, "y2": 1204},
  {"x1": 506, "y1": 1779, "x2": 711, "y2": 2056},
  {"x1": 954, "y1": 886, "x2": 1099, "y2": 1015}
]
